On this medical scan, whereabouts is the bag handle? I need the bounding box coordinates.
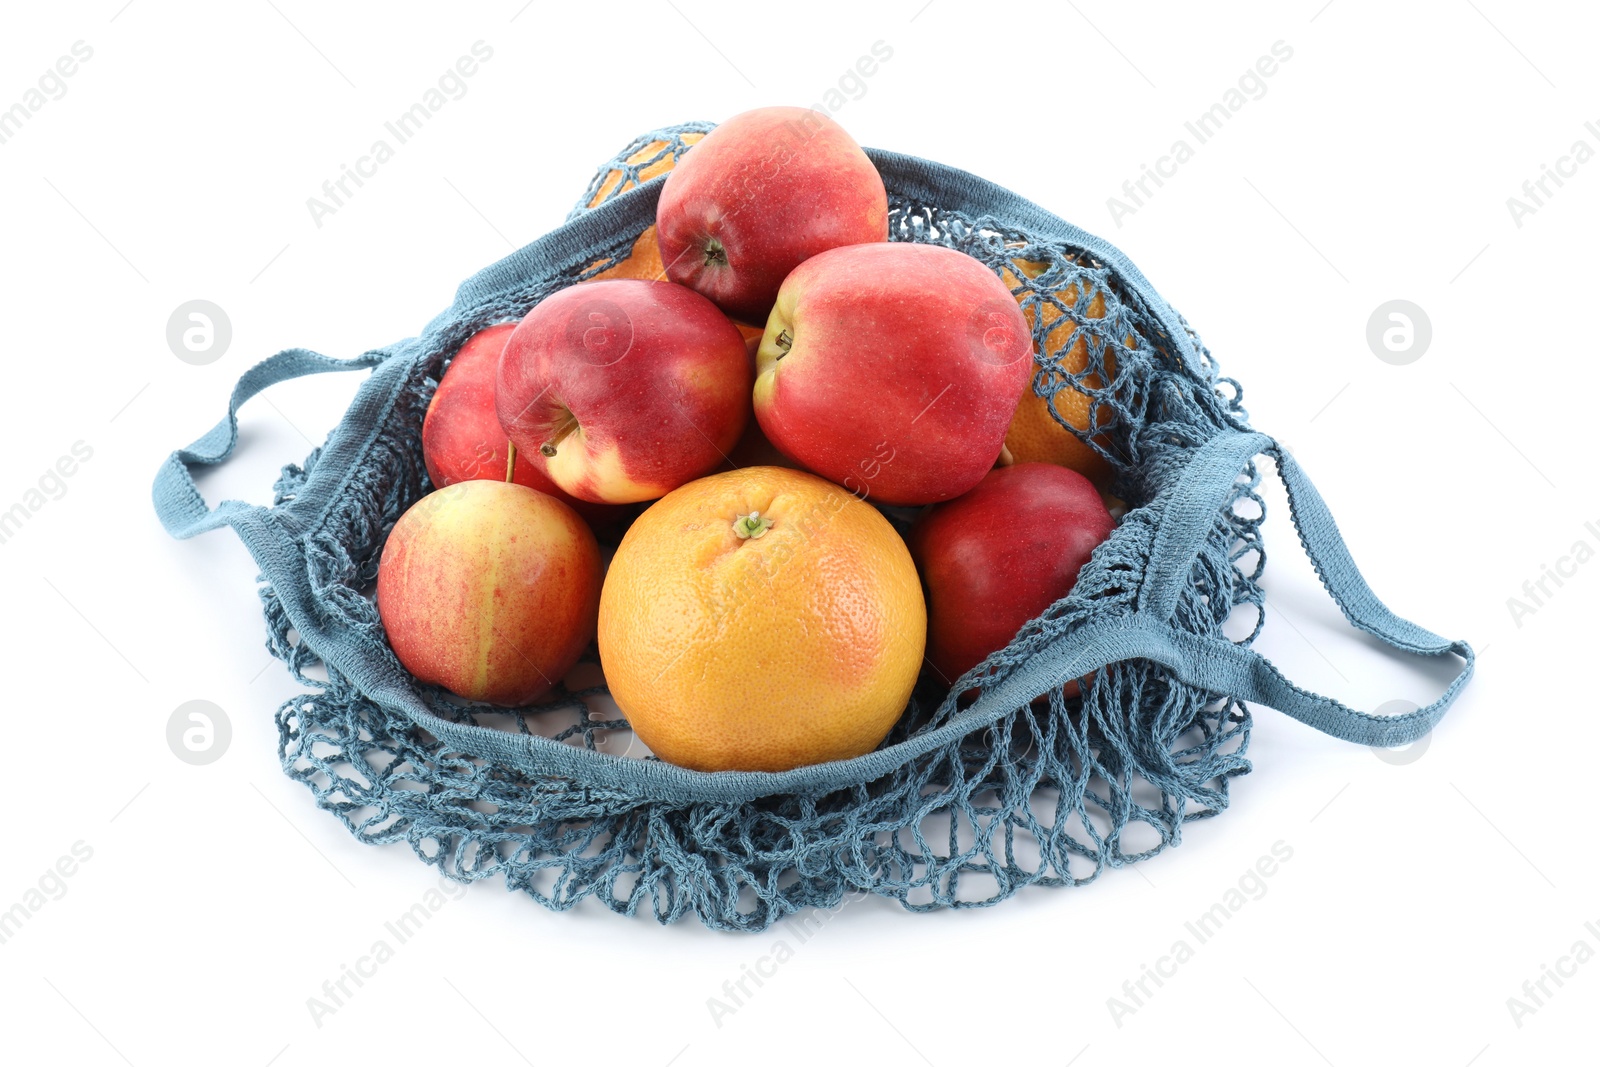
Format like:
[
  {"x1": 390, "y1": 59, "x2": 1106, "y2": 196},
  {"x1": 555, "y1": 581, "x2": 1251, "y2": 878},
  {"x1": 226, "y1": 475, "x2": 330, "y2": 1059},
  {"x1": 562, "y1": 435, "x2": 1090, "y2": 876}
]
[
  {"x1": 152, "y1": 350, "x2": 1470, "y2": 800},
  {"x1": 1134, "y1": 430, "x2": 1473, "y2": 747},
  {"x1": 152, "y1": 348, "x2": 387, "y2": 539}
]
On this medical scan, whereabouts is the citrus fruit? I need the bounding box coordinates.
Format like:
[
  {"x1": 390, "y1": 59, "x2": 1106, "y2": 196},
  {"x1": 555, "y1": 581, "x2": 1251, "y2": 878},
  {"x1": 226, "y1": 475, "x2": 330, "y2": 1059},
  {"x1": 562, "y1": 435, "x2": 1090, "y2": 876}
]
[
  {"x1": 597, "y1": 466, "x2": 926, "y2": 772},
  {"x1": 589, "y1": 225, "x2": 666, "y2": 282},
  {"x1": 1000, "y1": 256, "x2": 1127, "y2": 486},
  {"x1": 584, "y1": 134, "x2": 710, "y2": 282},
  {"x1": 585, "y1": 133, "x2": 705, "y2": 209}
]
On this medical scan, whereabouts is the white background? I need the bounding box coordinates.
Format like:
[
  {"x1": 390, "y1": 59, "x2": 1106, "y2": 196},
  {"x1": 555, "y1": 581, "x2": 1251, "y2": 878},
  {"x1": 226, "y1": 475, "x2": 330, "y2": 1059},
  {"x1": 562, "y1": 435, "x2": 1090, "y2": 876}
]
[{"x1": 0, "y1": 1, "x2": 1593, "y2": 1064}]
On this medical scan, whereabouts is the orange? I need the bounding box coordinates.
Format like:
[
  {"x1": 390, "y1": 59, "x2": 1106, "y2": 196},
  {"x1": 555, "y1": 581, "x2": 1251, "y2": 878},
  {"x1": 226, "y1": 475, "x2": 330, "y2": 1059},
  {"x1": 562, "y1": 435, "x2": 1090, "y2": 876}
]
[
  {"x1": 598, "y1": 466, "x2": 926, "y2": 772},
  {"x1": 1000, "y1": 255, "x2": 1130, "y2": 487},
  {"x1": 584, "y1": 132, "x2": 707, "y2": 282},
  {"x1": 734, "y1": 319, "x2": 765, "y2": 350},
  {"x1": 585, "y1": 133, "x2": 706, "y2": 209},
  {"x1": 588, "y1": 225, "x2": 666, "y2": 282}
]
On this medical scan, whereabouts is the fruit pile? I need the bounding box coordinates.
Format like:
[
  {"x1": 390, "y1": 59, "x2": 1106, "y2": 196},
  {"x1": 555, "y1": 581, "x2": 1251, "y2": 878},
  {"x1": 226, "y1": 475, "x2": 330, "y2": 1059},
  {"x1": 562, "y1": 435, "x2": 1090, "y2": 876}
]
[{"x1": 378, "y1": 107, "x2": 1119, "y2": 773}]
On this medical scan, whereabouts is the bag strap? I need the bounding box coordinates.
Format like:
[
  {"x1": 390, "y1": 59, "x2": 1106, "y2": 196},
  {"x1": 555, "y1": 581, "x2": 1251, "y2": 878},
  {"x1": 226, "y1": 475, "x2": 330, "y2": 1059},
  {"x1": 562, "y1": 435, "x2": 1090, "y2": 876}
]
[
  {"x1": 152, "y1": 348, "x2": 387, "y2": 539},
  {"x1": 151, "y1": 349, "x2": 1470, "y2": 801},
  {"x1": 1133, "y1": 430, "x2": 1473, "y2": 747}
]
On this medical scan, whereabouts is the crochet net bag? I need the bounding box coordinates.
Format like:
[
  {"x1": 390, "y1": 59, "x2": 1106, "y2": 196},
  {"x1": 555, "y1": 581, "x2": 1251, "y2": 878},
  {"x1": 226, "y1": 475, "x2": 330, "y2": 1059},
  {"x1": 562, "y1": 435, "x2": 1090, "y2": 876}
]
[{"x1": 153, "y1": 123, "x2": 1474, "y2": 931}]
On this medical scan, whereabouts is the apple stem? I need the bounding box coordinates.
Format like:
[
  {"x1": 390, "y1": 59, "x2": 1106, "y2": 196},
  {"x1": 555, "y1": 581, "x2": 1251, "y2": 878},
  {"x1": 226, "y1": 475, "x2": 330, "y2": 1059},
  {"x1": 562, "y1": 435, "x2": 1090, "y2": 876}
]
[
  {"x1": 732, "y1": 511, "x2": 774, "y2": 540},
  {"x1": 505, "y1": 440, "x2": 517, "y2": 483},
  {"x1": 775, "y1": 329, "x2": 792, "y2": 359},
  {"x1": 539, "y1": 410, "x2": 580, "y2": 458}
]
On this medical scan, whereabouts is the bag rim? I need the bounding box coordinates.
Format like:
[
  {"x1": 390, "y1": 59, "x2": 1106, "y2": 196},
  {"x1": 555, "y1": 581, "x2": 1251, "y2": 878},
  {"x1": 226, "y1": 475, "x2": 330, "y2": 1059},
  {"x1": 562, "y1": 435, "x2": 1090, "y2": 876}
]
[{"x1": 152, "y1": 141, "x2": 1473, "y2": 809}]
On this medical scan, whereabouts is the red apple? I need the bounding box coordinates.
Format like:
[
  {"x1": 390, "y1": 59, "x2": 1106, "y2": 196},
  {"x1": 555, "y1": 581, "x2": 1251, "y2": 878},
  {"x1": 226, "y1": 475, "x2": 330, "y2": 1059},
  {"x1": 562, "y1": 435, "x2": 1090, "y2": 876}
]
[
  {"x1": 753, "y1": 242, "x2": 1033, "y2": 506},
  {"x1": 422, "y1": 322, "x2": 625, "y2": 527},
  {"x1": 376, "y1": 480, "x2": 602, "y2": 707},
  {"x1": 909, "y1": 463, "x2": 1114, "y2": 688},
  {"x1": 656, "y1": 106, "x2": 888, "y2": 324},
  {"x1": 496, "y1": 279, "x2": 752, "y2": 504}
]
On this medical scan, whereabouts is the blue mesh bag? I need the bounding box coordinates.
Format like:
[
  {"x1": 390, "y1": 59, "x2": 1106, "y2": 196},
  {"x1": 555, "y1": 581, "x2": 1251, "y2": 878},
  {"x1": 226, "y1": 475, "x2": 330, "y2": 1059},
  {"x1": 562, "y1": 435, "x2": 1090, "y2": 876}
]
[{"x1": 153, "y1": 122, "x2": 1474, "y2": 931}]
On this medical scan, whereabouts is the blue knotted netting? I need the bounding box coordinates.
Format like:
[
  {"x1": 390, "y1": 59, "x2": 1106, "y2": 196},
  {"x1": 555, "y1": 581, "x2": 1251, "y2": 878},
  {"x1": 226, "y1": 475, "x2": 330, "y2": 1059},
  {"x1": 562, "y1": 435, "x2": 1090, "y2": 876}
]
[{"x1": 153, "y1": 121, "x2": 1473, "y2": 932}]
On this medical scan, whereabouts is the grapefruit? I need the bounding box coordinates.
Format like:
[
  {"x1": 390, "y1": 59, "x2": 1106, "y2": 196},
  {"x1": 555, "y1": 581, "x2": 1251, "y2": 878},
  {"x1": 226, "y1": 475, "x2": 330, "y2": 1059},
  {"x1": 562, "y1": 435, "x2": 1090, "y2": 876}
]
[
  {"x1": 598, "y1": 466, "x2": 925, "y2": 772},
  {"x1": 1000, "y1": 256, "x2": 1129, "y2": 486}
]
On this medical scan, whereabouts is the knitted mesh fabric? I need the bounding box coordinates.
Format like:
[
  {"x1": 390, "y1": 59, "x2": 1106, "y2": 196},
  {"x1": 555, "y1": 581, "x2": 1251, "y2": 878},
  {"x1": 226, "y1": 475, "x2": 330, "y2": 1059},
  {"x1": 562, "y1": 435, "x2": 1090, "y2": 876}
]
[
  {"x1": 156, "y1": 122, "x2": 1469, "y2": 931},
  {"x1": 247, "y1": 124, "x2": 1258, "y2": 930}
]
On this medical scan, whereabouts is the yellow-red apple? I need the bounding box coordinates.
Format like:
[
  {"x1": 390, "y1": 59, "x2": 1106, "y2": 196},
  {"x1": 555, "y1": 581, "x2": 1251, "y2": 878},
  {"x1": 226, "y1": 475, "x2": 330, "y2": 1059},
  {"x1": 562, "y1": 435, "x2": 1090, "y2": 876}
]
[
  {"x1": 656, "y1": 106, "x2": 888, "y2": 324},
  {"x1": 909, "y1": 463, "x2": 1114, "y2": 687},
  {"x1": 496, "y1": 279, "x2": 751, "y2": 504},
  {"x1": 753, "y1": 242, "x2": 1033, "y2": 506},
  {"x1": 376, "y1": 480, "x2": 602, "y2": 706}
]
